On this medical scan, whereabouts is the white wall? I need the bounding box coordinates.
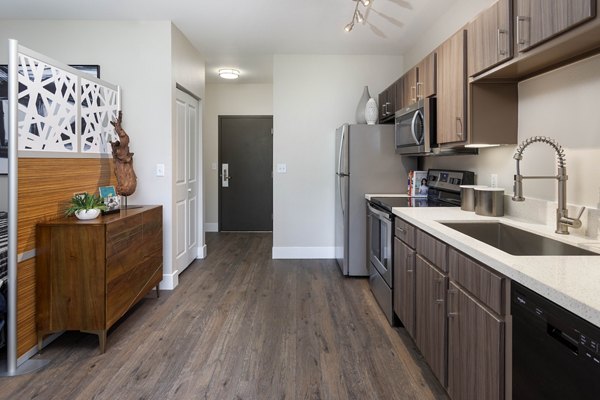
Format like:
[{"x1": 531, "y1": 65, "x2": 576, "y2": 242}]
[
  {"x1": 0, "y1": 20, "x2": 205, "y2": 288},
  {"x1": 203, "y1": 83, "x2": 273, "y2": 231},
  {"x1": 273, "y1": 54, "x2": 403, "y2": 257}
]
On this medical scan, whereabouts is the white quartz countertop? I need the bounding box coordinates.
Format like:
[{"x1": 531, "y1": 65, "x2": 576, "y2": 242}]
[
  {"x1": 392, "y1": 207, "x2": 600, "y2": 327},
  {"x1": 364, "y1": 193, "x2": 408, "y2": 201}
]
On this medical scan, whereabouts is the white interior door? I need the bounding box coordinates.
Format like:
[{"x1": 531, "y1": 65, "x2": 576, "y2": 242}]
[{"x1": 174, "y1": 89, "x2": 199, "y2": 273}]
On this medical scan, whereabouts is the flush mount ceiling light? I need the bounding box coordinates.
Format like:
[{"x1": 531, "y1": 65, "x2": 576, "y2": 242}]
[
  {"x1": 218, "y1": 69, "x2": 239, "y2": 79},
  {"x1": 345, "y1": 0, "x2": 371, "y2": 32}
]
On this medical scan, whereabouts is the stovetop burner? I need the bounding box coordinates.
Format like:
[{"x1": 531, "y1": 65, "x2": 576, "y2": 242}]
[{"x1": 370, "y1": 196, "x2": 455, "y2": 212}]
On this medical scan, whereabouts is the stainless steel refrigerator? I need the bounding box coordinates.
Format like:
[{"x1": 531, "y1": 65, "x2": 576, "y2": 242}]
[{"x1": 335, "y1": 124, "x2": 414, "y2": 276}]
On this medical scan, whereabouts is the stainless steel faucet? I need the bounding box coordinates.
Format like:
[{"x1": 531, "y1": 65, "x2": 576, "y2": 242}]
[{"x1": 512, "y1": 136, "x2": 585, "y2": 234}]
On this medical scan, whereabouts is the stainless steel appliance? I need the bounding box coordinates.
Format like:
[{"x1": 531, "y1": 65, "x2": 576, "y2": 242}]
[
  {"x1": 512, "y1": 282, "x2": 600, "y2": 400},
  {"x1": 395, "y1": 98, "x2": 436, "y2": 155},
  {"x1": 335, "y1": 124, "x2": 414, "y2": 277},
  {"x1": 367, "y1": 169, "x2": 474, "y2": 324}
]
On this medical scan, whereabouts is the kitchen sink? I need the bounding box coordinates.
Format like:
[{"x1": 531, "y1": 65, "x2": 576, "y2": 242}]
[{"x1": 440, "y1": 222, "x2": 599, "y2": 256}]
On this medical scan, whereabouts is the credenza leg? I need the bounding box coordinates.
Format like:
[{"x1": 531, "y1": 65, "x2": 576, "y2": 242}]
[
  {"x1": 156, "y1": 284, "x2": 160, "y2": 298},
  {"x1": 98, "y1": 330, "x2": 107, "y2": 353}
]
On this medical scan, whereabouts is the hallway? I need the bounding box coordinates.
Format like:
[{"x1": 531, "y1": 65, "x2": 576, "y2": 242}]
[{"x1": 0, "y1": 233, "x2": 446, "y2": 399}]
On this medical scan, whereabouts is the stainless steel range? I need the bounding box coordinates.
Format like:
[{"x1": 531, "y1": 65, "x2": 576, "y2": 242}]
[{"x1": 366, "y1": 169, "x2": 474, "y2": 325}]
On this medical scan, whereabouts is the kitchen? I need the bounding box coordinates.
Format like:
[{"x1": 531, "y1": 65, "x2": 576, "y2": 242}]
[{"x1": 1, "y1": 0, "x2": 600, "y2": 399}]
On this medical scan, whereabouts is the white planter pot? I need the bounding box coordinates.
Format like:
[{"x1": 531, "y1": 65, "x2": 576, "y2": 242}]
[{"x1": 75, "y1": 209, "x2": 101, "y2": 220}]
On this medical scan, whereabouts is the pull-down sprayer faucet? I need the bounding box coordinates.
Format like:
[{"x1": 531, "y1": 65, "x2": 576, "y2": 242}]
[{"x1": 512, "y1": 136, "x2": 584, "y2": 234}]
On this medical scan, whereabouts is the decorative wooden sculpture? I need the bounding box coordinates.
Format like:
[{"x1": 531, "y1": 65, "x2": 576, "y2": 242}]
[{"x1": 110, "y1": 111, "x2": 137, "y2": 196}]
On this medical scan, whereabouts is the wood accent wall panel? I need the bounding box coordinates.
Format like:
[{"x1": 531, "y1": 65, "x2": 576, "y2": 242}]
[
  {"x1": 16, "y1": 157, "x2": 115, "y2": 357},
  {"x1": 18, "y1": 158, "x2": 116, "y2": 254},
  {"x1": 17, "y1": 258, "x2": 37, "y2": 357}
]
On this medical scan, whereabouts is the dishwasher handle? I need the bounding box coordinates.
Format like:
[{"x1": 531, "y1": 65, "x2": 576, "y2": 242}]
[{"x1": 547, "y1": 323, "x2": 579, "y2": 354}]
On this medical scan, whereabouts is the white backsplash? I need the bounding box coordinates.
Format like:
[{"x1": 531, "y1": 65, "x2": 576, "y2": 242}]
[{"x1": 502, "y1": 194, "x2": 600, "y2": 239}]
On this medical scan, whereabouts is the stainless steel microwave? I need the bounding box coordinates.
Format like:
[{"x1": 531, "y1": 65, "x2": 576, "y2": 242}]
[{"x1": 394, "y1": 98, "x2": 436, "y2": 155}]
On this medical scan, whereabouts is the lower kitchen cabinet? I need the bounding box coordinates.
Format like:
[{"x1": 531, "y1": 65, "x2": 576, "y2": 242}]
[
  {"x1": 415, "y1": 255, "x2": 447, "y2": 386},
  {"x1": 447, "y1": 282, "x2": 505, "y2": 400},
  {"x1": 394, "y1": 237, "x2": 415, "y2": 337}
]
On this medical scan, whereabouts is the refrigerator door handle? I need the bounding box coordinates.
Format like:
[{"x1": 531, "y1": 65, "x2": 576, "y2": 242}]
[
  {"x1": 337, "y1": 124, "x2": 347, "y2": 175},
  {"x1": 339, "y1": 175, "x2": 346, "y2": 217}
]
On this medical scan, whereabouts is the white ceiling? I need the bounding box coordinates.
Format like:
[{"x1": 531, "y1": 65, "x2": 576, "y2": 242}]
[{"x1": 2, "y1": 0, "x2": 456, "y2": 83}]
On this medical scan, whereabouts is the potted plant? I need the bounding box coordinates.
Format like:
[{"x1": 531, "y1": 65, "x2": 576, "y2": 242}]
[{"x1": 65, "y1": 193, "x2": 107, "y2": 220}]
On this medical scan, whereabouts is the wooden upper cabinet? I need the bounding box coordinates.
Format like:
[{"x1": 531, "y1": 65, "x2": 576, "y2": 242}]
[
  {"x1": 437, "y1": 29, "x2": 467, "y2": 145},
  {"x1": 515, "y1": 0, "x2": 596, "y2": 53},
  {"x1": 402, "y1": 66, "x2": 418, "y2": 107},
  {"x1": 417, "y1": 52, "x2": 436, "y2": 99},
  {"x1": 468, "y1": 0, "x2": 513, "y2": 76},
  {"x1": 378, "y1": 83, "x2": 397, "y2": 121}
]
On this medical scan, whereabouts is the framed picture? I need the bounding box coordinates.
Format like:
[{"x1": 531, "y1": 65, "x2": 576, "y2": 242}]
[
  {"x1": 104, "y1": 195, "x2": 121, "y2": 213},
  {"x1": 0, "y1": 64, "x2": 100, "y2": 160},
  {"x1": 99, "y1": 185, "x2": 116, "y2": 199}
]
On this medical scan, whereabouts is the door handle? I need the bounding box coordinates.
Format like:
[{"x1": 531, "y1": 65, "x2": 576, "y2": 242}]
[
  {"x1": 187, "y1": 188, "x2": 192, "y2": 192},
  {"x1": 221, "y1": 163, "x2": 230, "y2": 187}
]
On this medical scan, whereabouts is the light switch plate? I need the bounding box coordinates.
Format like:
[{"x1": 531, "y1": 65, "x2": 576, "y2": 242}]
[
  {"x1": 156, "y1": 163, "x2": 165, "y2": 177},
  {"x1": 490, "y1": 174, "x2": 498, "y2": 188},
  {"x1": 276, "y1": 163, "x2": 287, "y2": 173},
  {"x1": 211, "y1": 162, "x2": 217, "y2": 170}
]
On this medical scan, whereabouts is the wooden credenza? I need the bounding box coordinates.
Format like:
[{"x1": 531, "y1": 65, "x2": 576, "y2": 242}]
[{"x1": 36, "y1": 205, "x2": 163, "y2": 353}]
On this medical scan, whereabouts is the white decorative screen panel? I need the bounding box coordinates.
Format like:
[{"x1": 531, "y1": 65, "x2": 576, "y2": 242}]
[
  {"x1": 81, "y1": 78, "x2": 118, "y2": 154},
  {"x1": 14, "y1": 50, "x2": 119, "y2": 156},
  {"x1": 17, "y1": 54, "x2": 78, "y2": 152}
]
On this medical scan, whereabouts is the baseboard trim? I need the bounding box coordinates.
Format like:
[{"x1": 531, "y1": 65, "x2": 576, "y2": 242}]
[
  {"x1": 198, "y1": 244, "x2": 207, "y2": 259},
  {"x1": 204, "y1": 223, "x2": 218, "y2": 232},
  {"x1": 272, "y1": 246, "x2": 335, "y2": 259},
  {"x1": 160, "y1": 270, "x2": 179, "y2": 290}
]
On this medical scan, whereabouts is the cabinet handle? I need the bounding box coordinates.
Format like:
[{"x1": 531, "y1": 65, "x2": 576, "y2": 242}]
[
  {"x1": 416, "y1": 82, "x2": 423, "y2": 99},
  {"x1": 516, "y1": 16, "x2": 529, "y2": 46},
  {"x1": 411, "y1": 86, "x2": 416, "y2": 103},
  {"x1": 397, "y1": 227, "x2": 406, "y2": 234},
  {"x1": 456, "y1": 117, "x2": 463, "y2": 138},
  {"x1": 386, "y1": 102, "x2": 392, "y2": 115},
  {"x1": 448, "y1": 289, "x2": 458, "y2": 318},
  {"x1": 497, "y1": 29, "x2": 508, "y2": 56}
]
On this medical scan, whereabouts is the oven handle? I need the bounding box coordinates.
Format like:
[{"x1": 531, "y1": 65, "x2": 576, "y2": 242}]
[{"x1": 367, "y1": 203, "x2": 392, "y2": 221}]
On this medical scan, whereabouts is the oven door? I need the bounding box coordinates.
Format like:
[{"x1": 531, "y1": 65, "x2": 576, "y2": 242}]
[{"x1": 367, "y1": 203, "x2": 393, "y2": 287}]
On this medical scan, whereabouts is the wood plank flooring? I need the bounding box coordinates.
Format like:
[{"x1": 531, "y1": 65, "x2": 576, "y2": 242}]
[{"x1": 0, "y1": 233, "x2": 448, "y2": 400}]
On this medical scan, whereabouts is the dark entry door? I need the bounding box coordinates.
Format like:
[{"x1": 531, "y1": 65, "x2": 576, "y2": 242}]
[{"x1": 219, "y1": 116, "x2": 273, "y2": 231}]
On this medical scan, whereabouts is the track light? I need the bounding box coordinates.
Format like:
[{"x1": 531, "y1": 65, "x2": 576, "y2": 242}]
[
  {"x1": 356, "y1": 10, "x2": 364, "y2": 23},
  {"x1": 344, "y1": 0, "x2": 371, "y2": 32}
]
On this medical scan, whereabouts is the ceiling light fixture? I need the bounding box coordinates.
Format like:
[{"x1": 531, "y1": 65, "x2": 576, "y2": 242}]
[
  {"x1": 344, "y1": 0, "x2": 371, "y2": 32},
  {"x1": 218, "y1": 68, "x2": 240, "y2": 79}
]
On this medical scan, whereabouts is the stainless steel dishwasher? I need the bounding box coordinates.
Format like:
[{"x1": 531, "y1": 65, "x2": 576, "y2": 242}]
[{"x1": 512, "y1": 282, "x2": 600, "y2": 400}]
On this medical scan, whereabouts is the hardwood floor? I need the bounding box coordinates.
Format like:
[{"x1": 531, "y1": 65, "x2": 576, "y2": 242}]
[{"x1": 0, "y1": 233, "x2": 448, "y2": 400}]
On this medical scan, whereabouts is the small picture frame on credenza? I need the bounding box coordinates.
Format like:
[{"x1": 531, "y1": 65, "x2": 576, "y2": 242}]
[{"x1": 99, "y1": 185, "x2": 120, "y2": 214}]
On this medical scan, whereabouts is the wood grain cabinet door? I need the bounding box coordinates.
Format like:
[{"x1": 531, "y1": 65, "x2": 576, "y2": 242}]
[
  {"x1": 417, "y1": 52, "x2": 436, "y2": 99},
  {"x1": 436, "y1": 29, "x2": 467, "y2": 145},
  {"x1": 415, "y1": 255, "x2": 447, "y2": 387},
  {"x1": 468, "y1": 0, "x2": 512, "y2": 76},
  {"x1": 447, "y1": 282, "x2": 505, "y2": 400},
  {"x1": 515, "y1": 0, "x2": 596, "y2": 53},
  {"x1": 402, "y1": 67, "x2": 418, "y2": 107},
  {"x1": 394, "y1": 238, "x2": 415, "y2": 337}
]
